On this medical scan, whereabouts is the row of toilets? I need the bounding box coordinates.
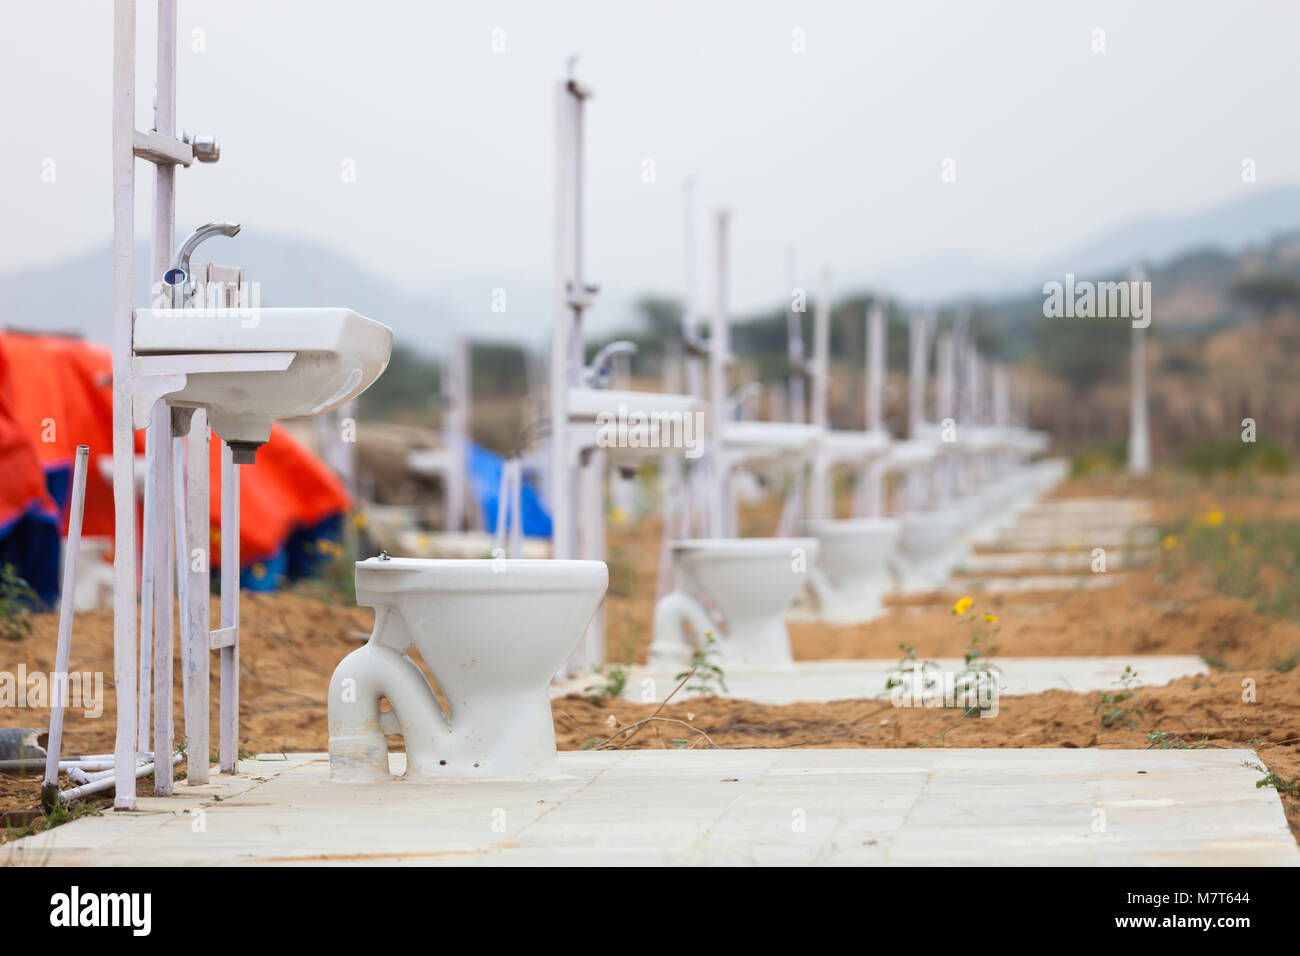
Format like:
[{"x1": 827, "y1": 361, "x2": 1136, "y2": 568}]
[
  {"x1": 650, "y1": 430, "x2": 1063, "y2": 673},
  {"x1": 328, "y1": 424, "x2": 1065, "y2": 782},
  {"x1": 327, "y1": 72, "x2": 1067, "y2": 784}
]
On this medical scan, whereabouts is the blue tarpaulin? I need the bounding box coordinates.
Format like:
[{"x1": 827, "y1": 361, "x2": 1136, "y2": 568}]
[{"x1": 467, "y1": 442, "x2": 551, "y2": 537}]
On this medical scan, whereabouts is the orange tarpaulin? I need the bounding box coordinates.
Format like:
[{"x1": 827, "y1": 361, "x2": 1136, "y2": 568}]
[
  {"x1": 0, "y1": 332, "x2": 351, "y2": 572},
  {"x1": 0, "y1": 345, "x2": 59, "y2": 530}
]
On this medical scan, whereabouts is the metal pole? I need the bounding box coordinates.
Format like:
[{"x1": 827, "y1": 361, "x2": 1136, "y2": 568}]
[
  {"x1": 147, "y1": 0, "x2": 180, "y2": 798},
  {"x1": 444, "y1": 338, "x2": 469, "y2": 533},
  {"x1": 785, "y1": 246, "x2": 806, "y2": 424},
  {"x1": 549, "y1": 79, "x2": 572, "y2": 563},
  {"x1": 809, "y1": 267, "x2": 831, "y2": 518},
  {"x1": 218, "y1": 441, "x2": 240, "y2": 772},
  {"x1": 1128, "y1": 267, "x2": 1152, "y2": 476},
  {"x1": 137, "y1": 429, "x2": 153, "y2": 752},
  {"x1": 42, "y1": 446, "x2": 90, "y2": 809},
  {"x1": 185, "y1": 409, "x2": 210, "y2": 784},
  {"x1": 110, "y1": 0, "x2": 139, "y2": 811},
  {"x1": 908, "y1": 314, "x2": 928, "y2": 438},
  {"x1": 682, "y1": 178, "x2": 703, "y2": 402},
  {"x1": 150, "y1": 406, "x2": 173, "y2": 795},
  {"x1": 171, "y1": 437, "x2": 187, "y2": 723},
  {"x1": 858, "y1": 302, "x2": 887, "y2": 517},
  {"x1": 709, "y1": 210, "x2": 732, "y2": 538},
  {"x1": 867, "y1": 303, "x2": 885, "y2": 431}
]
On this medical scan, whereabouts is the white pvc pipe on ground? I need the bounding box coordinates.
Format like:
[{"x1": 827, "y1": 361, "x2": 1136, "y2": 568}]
[{"x1": 60, "y1": 753, "x2": 183, "y2": 805}]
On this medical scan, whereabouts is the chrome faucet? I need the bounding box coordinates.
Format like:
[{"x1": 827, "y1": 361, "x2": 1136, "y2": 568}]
[
  {"x1": 163, "y1": 220, "x2": 241, "y2": 308},
  {"x1": 583, "y1": 340, "x2": 637, "y2": 389}
]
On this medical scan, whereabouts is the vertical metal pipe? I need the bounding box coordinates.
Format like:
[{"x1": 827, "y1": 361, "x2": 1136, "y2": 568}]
[
  {"x1": 578, "y1": 448, "x2": 605, "y2": 668},
  {"x1": 785, "y1": 247, "x2": 805, "y2": 424},
  {"x1": 856, "y1": 302, "x2": 888, "y2": 518},
  {"x1": 111, "y1": 0, "x2": 139, "y2": 810},
  {"x1": 809, "y1": 267, "x2": 832, "y2": 518},
  {"x1": 866, "y1": 303, "x2": 885, "y2": 432},
  {"x1": 549, "y1": 79, "x2": 572, "y2": 563},
  {"x1": 1128, "y1": 269, "x2": 1152, "y2": 476},
  {"x1": 908, "y1": 314, "x2": 931, "y2": 438},
  {"x1": 444, "y1": 339, "x2": 468, "y2": 533},
  {"x1": 43, "y1": 446, "x2": 90, "y2": 799},
  {"x1": 811, "y1": 267, "x2": 831, "y2": 430},
  {"x1": 682, "y1": 178, "x2": 702, "y2": 401},
  {"x1": 150, "y1": 406, "x2": 173, "y2": 795},
  {"x1": 218, "y1": 441, "x2": 240, "y2": 772},
  {"x1": 508, "y1": 457, "x2": 524, "y2": 560},
  {"x1": 171, "y1": 435, "x2": 187, "y2": 732},
  {"x1": 709, "y1": 210, "x2": 732, "y2": 537},
  {"x1": 137, "y1": 429, "x2": 153, "y2": 752},
  {"x1": 185, "y1": 410, "x2": 210, "y2": 783}
]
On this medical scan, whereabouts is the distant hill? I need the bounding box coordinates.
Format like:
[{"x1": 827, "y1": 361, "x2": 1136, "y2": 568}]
[
  {"x1": 870, "y1": 185, "x2": 1300, "y2": 303},
  {"x1": 4, "y1": 184, "x2": 1300, "y2": 358}
]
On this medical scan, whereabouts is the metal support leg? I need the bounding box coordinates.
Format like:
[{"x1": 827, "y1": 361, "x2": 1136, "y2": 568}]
[
  {"x1": 218, "y1": 440, "x2": 240, "y2": 773},
  {"x1": 150, "y1": 402, "x2": 174, "y2": 795},
  {"x1": 185, "y1": 410, "x2": 210, "y2": 784}
]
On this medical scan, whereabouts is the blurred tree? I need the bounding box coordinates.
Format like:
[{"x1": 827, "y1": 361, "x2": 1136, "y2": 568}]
[
  {"x1": 358, "y1": 342, "x2": 440, "y2": 418},
  {"x1": 1031, "y1": 315, "x2": 1130, "y2": 395},
  {"x1": 1231, "y1": 274, "x2": 1300, "y2": 315}
]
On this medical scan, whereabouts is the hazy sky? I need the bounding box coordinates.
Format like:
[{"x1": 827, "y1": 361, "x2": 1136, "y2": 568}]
[{"x1": 5, "y1": 0, "x2": 1300, "y2": 315}]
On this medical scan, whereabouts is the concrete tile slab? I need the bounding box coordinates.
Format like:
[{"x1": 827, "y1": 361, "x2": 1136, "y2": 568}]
[{"x1": 11, "y1": 749, "x2": 1294, "y2": 866}]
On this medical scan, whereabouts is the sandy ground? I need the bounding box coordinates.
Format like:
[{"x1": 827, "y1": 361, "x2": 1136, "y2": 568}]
[{"x1": 3, "y1": 469, "x2": 1298, "y2": 848}]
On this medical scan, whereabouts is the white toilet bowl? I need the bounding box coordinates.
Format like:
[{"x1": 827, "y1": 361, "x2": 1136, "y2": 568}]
[
  {"x1": 894, "y1": 507, "x2": 967, "y2": 593},
  {"x1": 650, "y1": 537, "x2": 818, "y2": 672},
  {"x1": 328, "y1": 556, "x2": 607, "y2": 781},
  {"x1": 804, "y1": 518, "x2": 900, "y2": 624}
]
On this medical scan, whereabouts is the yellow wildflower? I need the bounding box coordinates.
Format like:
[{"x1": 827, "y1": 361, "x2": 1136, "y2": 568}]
[
  {"x1": 983, "y1": 612, "x2": 999, "y2": 623},
  {"x1": 1228, "y1": 531, "x2": 1240, "y2": 547},
  {"x1": 952, "y1": 596, "x2": 974, "y2": 615},
  {"x1": 1203, "y1": 510, "x2": 1224, "y2": 526},
  {"x1": 1162, "y1": 534, "x2": 1178, "y2": 550}
]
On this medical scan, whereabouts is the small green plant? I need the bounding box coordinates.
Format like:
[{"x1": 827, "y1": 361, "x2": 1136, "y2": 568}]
[
  {"x1": 885, "y1": 642, "x2": 940, "y2": 695},
  {"x1": 949, "y1": 599, "x2": 1002, "y2": 713},
  {"x1": 0, "y1": 564, "x2": 37, "y2": 641},
  {"x1": 1182, "y1": 438, "x2": 1289, "y2": 478},
  {"x1": 1255, "y1": 772, "x2": 1300, "y2": 796},
  {"x1": 1147, "y1": 731, "x2": 1208, "y2": 749},
  {"x1": 1269, "y1": 650, "x2": 1300, "y2": 674},
  {"x1": 583, "y1": 664, "x2": 629, "y2": 702},
  {"x1": 676, "y1": 632, "x2": 727, "y2": 696},
  {"x1": 1096, "y1": 665, "x2": 1143, "y2": 729}
]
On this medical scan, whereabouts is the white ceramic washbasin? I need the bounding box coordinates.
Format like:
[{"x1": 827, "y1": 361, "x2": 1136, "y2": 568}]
[
  {"x1": 818, "y1": 428, "x2": 890, "y2": 467},
  {"x1": 723, "y1": 420, "x2": 823, "y2": 474},
  {"x1": 883, "y1": 438, "x2": 938, "y2": 472},
  {"x1": 566, "y1": 387, "x2": 704, "y2": 466},
  {"x1": 134, "y1": 307, "x2": 392, "y2": 458}
]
